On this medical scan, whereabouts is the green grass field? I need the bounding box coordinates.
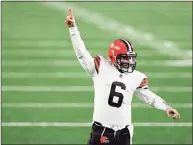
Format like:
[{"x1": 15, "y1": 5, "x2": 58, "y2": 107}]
[{"x1": 1, "y1": 1, "x2": 192, "y2": 144}]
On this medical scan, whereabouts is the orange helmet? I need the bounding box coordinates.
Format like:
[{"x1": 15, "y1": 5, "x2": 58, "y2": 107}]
[{"x1": 108, "y1": 39, "x2": 137, "y2": 73}]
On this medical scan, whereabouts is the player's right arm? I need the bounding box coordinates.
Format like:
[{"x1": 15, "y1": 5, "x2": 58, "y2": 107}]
[{"x1": 65, "y1": 9, "x2": 97, "y2": 77}]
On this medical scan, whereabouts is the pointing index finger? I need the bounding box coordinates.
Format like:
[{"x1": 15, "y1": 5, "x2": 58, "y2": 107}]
[{"x1": 69, "y1": 8, "x2": 74, "y2": 18}]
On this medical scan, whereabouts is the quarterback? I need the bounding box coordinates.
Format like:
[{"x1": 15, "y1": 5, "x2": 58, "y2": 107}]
[{"x1": 65, "y1": 9, "x2": 180, "y2": 145}]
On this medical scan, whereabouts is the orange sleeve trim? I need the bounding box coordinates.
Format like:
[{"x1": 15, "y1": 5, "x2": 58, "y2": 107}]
[{"x1": 137, "y1": 78, "x2": 148, "y2": 89}]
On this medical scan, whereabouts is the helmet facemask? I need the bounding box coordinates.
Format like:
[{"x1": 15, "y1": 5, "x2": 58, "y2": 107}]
[{"x1": 114, "y1": 53, "x2": 137, "y2": 73}]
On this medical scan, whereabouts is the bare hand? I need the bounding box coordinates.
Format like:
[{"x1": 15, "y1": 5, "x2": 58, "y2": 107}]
[
  {"x1": 166, "y1": 107, "x2": 180, "y2": 119},
  {"x1": 65, "y1": 8, "x2": 75, "y2": 28}
]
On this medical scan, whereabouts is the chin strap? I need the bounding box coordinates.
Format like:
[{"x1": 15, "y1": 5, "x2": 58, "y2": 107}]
[
  {"x1": 114, "y1": 63, "x2": 135, "y2": 73},
  {"x1": 114, "y1": 63, "x2": 124, "y2": 73}
]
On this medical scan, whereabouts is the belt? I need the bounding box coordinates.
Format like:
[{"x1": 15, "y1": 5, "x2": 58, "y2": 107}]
[
  {"x1": 93, "y1": 121, "x2": 130, "y2": 141},
  {"x1": 93, "y1": 121, "x2": 129, "y2": 131}
]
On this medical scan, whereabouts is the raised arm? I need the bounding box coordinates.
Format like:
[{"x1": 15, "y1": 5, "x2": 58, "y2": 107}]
[
  {"x1": 65, "y1": 9, "x2": 96, "y2": 77},
  {"x1": 134, "y1": 77, "x2": 180, "y2": 119}
]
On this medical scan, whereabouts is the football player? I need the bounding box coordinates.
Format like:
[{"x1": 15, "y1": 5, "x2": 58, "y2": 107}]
[{"x1": 65, "y1": 9, "x2": 180, "y2": 145}]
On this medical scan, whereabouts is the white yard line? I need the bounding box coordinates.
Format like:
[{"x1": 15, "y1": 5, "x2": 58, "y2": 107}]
[
  {"x1": 165, "y1": 60, "x2": 192, "y2": 67},
  {"x1": 2, "y1": 59, "x2": 192, "y2": 67},
  {"x1": 2, "y1": 122, "x2": 192, "y2": 127},
  {"x1": 3, "y1": 40, "x2": 69, "y2": 47},
  {"x1": 2, "y1": 86, "x2": 192, "y2": 92},
  {"x1": 2, "y1": 72, "x2": 89, "y2": 78},
  {"x1": 42, "y1": 2, "x2": 191, "y2": 60},
  {"x1": 2, "y1": 49, "x2": 166, "y2": 57},
  {"x1": 3, "y1": 39, "x2": 69, "y2": 47},
  {"x1": 3, "y1": 50, "x2": 76, "y2": 57},
  {"x1": 2, "y1": 72, "x2": 192, "y2": 79},
  {"x1": 2, "y1": 103, "x2": 192, "y2": 108}
]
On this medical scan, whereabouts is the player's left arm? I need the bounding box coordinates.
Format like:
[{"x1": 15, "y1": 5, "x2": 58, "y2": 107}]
[{"x1": 134, "y1": 78, "x2": 180, "y2": 119}]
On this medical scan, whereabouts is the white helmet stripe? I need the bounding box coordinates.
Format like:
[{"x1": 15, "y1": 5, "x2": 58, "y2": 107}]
[{"x1": 121, "y1": 39, "x2": 132, "y2": 52}]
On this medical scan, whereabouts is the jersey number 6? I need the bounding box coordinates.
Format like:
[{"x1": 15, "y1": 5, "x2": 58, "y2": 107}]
[{"x1": 108, "y1": 81, "x2": 126, "y2": 108}]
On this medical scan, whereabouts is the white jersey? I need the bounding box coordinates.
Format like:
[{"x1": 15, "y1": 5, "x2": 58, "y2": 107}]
[
  {"x1": 68, "y1": 26, "x2": 170, "y2": 128},
  {"x1": 92, "y1": 56, "x2": 146, "y2": 126}
]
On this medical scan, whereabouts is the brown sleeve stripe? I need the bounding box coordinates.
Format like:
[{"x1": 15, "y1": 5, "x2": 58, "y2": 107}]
[
  {"x1": 95, "y1": 56, "x2": 101, "y2": 64},
  {"x1": 137, "y1": 78, "x2": 148, "y2": 89},
  {"x1": 94, "y1": 56, "x2": 101, "y2": 74}
]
